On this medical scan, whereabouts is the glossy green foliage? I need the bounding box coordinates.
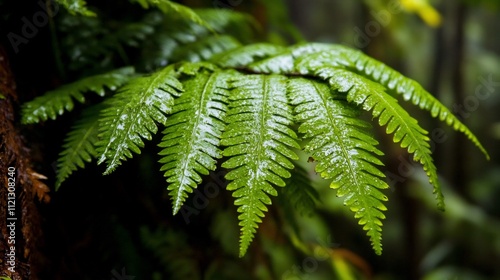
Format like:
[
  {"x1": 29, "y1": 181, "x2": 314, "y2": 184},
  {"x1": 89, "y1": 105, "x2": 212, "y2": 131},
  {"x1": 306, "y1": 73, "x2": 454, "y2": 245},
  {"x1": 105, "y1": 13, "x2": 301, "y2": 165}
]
[
  {"x1": 288, "y1": 43, "x2": 488, "y2": 159},
  {"x1": 132, "y1": 0, "x2": 210, "y2": 30},
  {"x1": 141, "y1": 9, "x2": 255, "y2": 70},
  {"x1": 213, "y1": 43, "x2": 285, "y2": 67},
  {"x1": 289, "y1": 78, "x2": 388, "y2": 254},
  {"x1": 318, "y1": 67, "x2": 444, "y2": 210},
  {"x1": 172, "y1": 35, "x2": 241, "y2": 63},
  {"x1": 97, "y1": 65, "x2": 183, "y2": 174},
  {"x1": 21, "y1": 67, "x2": 134, "y2": 124},
  {"x1": 158, "y1": 69, "x2": 229, "y2": 214},
  {"x1": 344, "y1": 51, "x2": 490, "y2": 159},
  {"x1": 55, "y1": 104, "x2": 103, "y2": 189},
  {"x1": 21, "y1": 5, "x2": 488, "y2": 258},
  {"x1": 221, "y1": 74, "x2": 300, "y2": 256}
]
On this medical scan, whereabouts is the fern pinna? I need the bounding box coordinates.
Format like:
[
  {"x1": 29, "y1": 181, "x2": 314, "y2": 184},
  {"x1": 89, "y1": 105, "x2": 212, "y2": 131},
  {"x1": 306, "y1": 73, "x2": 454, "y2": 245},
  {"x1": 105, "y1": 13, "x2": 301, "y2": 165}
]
[{"x1": 22, "y1": 3, "x2": 488, "y2": 257}]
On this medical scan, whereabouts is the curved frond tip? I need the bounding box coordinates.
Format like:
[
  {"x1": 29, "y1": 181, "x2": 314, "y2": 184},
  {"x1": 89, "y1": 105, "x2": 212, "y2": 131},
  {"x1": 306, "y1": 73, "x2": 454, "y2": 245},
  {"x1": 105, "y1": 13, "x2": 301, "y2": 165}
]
[
  {"x1": 318, "y1": 67, "x2": 445, "y2": 211},
  {"x1": 290, "y1": 44, "x2": 489, "y2": 160},
  {"x1": 288, "y1": 77, "x2": 388, "y2": 254},
  {"x1": 346, "y1": 50, "x2": 489, "y2": 160},
  {"x1": 21, "y1": 67, "x2": 134, "y2": 124}
]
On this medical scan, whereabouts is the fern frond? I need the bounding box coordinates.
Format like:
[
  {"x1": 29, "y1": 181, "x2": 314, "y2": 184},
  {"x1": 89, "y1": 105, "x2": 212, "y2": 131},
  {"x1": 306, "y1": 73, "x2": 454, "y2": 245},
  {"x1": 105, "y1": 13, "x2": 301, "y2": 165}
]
[
  {"x1": 248, "y1": 43, "x2": 341, "y2": 73},
  {"x1": 291, "y1": 45, "x2": 489, "y2": 159},
  {"x1": 177, "y1": 62, "x2": 217, "y2": 76},
  {"x1": 196, "y1": 9, "x2": 259, "y2": 43},
  {"x1": 158, "y1": 69, "x2": 229, "y2": 214},
  {"x1": 288, "y1": 77, "x2": 388, "y2": 255},
  {"x1": 345, "y1": 51, "x2": 490, "y2": 159},
  {"x1": 318, "y1": 67, "x2": 444, "y2": 210},
  {"x1": 213, "y1": 43, "x2": 286, "y2": 68},
  {"x1": 115, "y1": 22, "x2": 155, "y2": 48},
  {"x1": 55, "y1": 0, "x2": 96, "y2": 16},
  {"x1": 133, "y1": 0, "x2": 210, "y2": 30},
  {"x1": 140, "y1": 9, "x2": 256, "y2": 70},
  {"x1": 97, "y1": 65, "x2": 183, "y2": 174},
  {"x1": 221, "y1": 74, "x2": 300, "y2": 257},
  {"x1": 21, "y1": 67, "x2": 134, "y2": 124},
  {"x1": 56, "y1": 104, "x2": 104, "y2": 189},
  {"x1": 172, "y1": 35, "x2": 241, "y2": 63}
]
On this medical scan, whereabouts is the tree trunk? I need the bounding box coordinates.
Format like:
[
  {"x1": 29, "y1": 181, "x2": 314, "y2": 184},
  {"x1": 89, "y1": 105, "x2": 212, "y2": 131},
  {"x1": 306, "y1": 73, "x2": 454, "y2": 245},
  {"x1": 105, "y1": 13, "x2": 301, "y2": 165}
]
[{"x1": 0, "y1": 45, "x2": 50, "y2": 280}]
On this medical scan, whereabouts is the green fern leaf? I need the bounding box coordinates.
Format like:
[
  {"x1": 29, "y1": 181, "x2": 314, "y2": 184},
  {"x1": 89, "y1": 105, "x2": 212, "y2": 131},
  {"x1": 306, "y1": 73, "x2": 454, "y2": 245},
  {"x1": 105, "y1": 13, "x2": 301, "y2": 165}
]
[
  {"x1": 115, "y1": 22, "x2": 155, "y2": 47},
  {"x1": 172, "y1": 35, "x2": 241, "y2": 63},
  {"x1": 55, "y1": 0, "x2": 96, "y2": 16},
  {"x1": 345, "y1": 51, "x2": 490, "y2": 159},
  {"x1": 213, "y1": 43, "x2": 286, "y2": 68},
  {"x1": 248, "y1": 43, "x2": 340, "y2": 73},
  {"x1": 141, "y1": 9, "x2": 256, "y2": 70},
  {"x1": 221, "y1": 74, "x2": 300, "y2": 257},
  {"x1": 288, "y1": 77, "x2": 388, "y2": 255},
  {"x1": 196, "y1": 9, "x2": 259, "y2": 42},
  {"x1": 317, "y1": 67, "x2": 444, "y2": 211},
  {"x1": 292, "y1": 45, "x2": 489, "y2": 159},
  {"x1": 55, "y1": 103, "x2": 104, "y2": 189},
  {"x1": 97, "y1": 65, "x2": 183, "y2": 174},
  {"x1": 133, "y1": 0, "x2": 211, "y2": 31},
  {"x1": 177, "y1": 62, "x2": 217, "y2": 76},
  {"x1": 158, "y1": 69, "x2": 229, "y2": 214},
  {"x1": 21, "y1": 67, "x2": 134, "y2": 124}
]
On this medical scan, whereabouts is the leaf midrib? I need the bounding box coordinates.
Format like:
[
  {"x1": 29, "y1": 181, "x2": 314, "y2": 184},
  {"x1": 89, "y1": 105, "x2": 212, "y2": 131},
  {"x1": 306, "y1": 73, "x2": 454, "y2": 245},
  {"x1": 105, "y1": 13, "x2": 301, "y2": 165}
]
[
  {"x1": 313, "y1": 82, "x2": 362, "y2": 194},
  {"x1": 312, "y1": 80, "x2": 381, "y2": 243},
  {"x1": 172, "y1": 73, "x2": 216, "y2": 213},
  {"x1": 362, "y1": 86, "x2": 436, "y2": 184},
  {"x1": 102, "y1": 71, "x2": 167, "y2": 173}
]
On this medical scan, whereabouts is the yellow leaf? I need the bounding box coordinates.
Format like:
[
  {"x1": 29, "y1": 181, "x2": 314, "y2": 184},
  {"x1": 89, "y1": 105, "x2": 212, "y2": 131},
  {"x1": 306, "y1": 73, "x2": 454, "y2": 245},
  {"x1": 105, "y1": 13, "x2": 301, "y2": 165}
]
[{"x1": 400, "y1": 0, "x2": 442, "y2": 27}]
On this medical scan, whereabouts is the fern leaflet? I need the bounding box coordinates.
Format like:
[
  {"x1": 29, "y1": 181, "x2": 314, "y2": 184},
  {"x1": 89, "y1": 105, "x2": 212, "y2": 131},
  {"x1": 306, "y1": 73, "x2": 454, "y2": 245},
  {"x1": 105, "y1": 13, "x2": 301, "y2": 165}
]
[
  {"x1": 172, "y1": 35, "x2": 241, "y2": 63},
  {"x1": 158, "y1": 69, "x2": 229, "y2": 214},
  {"x1": 213, "y1": 43, "x2": 286, "y2": 68},
  {"x1": 345, "y1": 50, "x2": 490, "y2": 159},
  {"x1": 55, "y1": 104, "x2": 104, "y2": 189},
  {"x1": 21, "y1": 67, "x2": 134, "y2": 124},
  {"x1": 221, "y1": 74, "x2": 300, "y2": 256},
  {"x1": 248, "y1": 43, "x2": 342, "y2": 73},
  {"x1": 288, "y1": 77, "x2": 388, "y2": 254},
  {"x1": 97, "y1": 65, "x2": 183, "y2": 174},
  {"x1": 132, "y1": 0, "x2": 211, "y2": 31},
  {"x1": 318, "y1": 67, "x2": 444, "y2": 210},
  {"x1": 291, "y1": 44, "x2": 489, "y2": 159},
  {"x1": 140, "y1": 9, "x2": 255, "y2": 70}
]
